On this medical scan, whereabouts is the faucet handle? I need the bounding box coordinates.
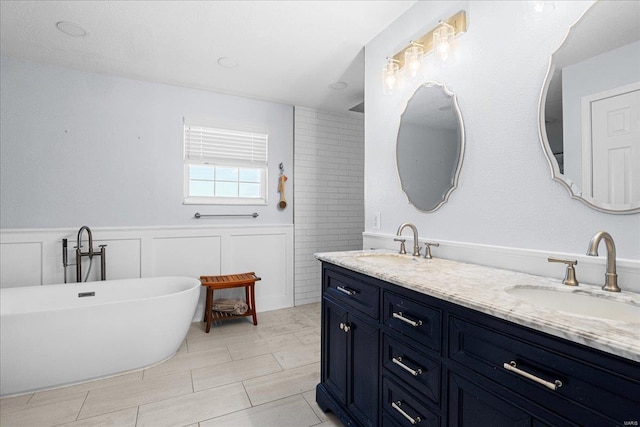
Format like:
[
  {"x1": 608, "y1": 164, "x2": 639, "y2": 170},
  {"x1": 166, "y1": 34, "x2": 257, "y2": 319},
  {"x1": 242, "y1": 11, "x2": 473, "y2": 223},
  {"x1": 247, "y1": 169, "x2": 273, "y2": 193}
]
[
  {"x1": 423, "y1": 242, "x2": 440, "y2": 259},
  {"x1": 394, "y1": 238, "x2": 407, "y2": 255},
  {"x1": 548, "y1": 257, "x2": 579, "y2": 286}
]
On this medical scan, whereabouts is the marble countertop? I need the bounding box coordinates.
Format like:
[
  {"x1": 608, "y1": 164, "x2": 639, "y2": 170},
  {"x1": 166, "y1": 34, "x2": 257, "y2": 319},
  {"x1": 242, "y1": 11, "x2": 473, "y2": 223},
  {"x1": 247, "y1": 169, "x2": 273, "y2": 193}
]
[{"x1": 315, "y1": 250, "x2": 640, "y2": 362}]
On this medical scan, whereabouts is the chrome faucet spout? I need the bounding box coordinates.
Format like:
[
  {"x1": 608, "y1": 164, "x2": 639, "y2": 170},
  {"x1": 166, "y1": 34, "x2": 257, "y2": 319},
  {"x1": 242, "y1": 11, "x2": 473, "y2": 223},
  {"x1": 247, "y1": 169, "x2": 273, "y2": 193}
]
[
  {"x1": 586, "y1": 231, "x2": 620, "y2": 292},
  {"x1": 396, "y1": 223, "x2": 421, "y2": 257},
  {"x1": 75, "y1": 226, "x2": 106, "y2": 282},
  {"x1": 76, "y1": 225, "x2": 93, "y2": 256}
]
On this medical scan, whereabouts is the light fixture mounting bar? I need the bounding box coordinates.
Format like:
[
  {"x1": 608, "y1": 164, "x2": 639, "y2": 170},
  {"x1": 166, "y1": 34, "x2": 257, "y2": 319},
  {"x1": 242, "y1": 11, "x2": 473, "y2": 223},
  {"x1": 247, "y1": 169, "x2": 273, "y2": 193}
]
[{"x1": 391, "y1": 10, "x2": 467, "y2": 69}]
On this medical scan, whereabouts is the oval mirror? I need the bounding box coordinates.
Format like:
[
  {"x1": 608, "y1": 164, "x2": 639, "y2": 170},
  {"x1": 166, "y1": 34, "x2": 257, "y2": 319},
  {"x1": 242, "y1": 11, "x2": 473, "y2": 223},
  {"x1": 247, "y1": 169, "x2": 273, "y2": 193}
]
[
  {"x1": 539, "y1": 1, "x2": 640, "y2": 214},
  {"x1": 396, "y1": 82, "x2": 464, "y2": 212}
]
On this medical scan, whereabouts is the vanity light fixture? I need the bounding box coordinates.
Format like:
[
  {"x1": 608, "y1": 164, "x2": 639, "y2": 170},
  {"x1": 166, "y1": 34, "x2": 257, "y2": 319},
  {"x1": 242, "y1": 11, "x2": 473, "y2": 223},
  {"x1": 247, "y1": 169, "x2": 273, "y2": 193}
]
[
  {"x1": 382, "y1": 10, "x2": 467, "y2": 94},
  {"x1": 405, "y1": 41, "x2": 424, "y2": 79},
  {"x1": 433, "y1": 21, "x2": 456, "y2": 66},
  {"x1": 382, "y1": 57, "x2": 400, "y2": 95}
]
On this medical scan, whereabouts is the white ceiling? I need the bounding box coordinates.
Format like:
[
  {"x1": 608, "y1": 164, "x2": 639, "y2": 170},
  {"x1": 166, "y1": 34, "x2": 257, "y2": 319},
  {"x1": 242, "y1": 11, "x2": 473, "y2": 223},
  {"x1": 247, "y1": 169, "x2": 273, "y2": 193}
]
[{"x1": 0, "y1": 0, "x2": 418, "y2": 113}]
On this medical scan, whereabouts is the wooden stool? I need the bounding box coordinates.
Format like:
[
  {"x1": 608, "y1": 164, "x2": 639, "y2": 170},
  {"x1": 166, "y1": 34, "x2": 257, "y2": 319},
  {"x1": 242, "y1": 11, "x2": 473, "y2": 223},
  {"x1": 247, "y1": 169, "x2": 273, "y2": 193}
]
[{"x1": 200, "y1": 272, "x2": 261, "y2": 333}]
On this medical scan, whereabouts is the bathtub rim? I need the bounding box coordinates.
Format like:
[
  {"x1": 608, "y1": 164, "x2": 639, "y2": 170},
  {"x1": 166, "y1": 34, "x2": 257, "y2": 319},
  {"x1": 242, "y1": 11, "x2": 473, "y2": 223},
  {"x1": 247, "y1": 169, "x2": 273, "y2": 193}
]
[{"x1": 0, "y1": 276, "x2": 201, "y2": 316}]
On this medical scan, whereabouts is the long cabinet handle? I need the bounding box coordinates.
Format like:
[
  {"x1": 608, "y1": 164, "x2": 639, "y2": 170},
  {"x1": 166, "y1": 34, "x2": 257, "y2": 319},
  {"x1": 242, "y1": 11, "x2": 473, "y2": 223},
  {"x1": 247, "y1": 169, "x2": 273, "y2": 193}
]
[
  {"x1": 391, "y1": 401, "x2": 421, "y2": 425},
  {"x1": 503, "y1": 361, "x2": 562, "y2": 391},
  {"x1": 392, "y1": 356, "x2": 423, "y2": 377},
  {"x1": 336, "y1": 285, "x2": 356, "y2": 296},
  {"x1": 392, "y1": 311, "x2": 423, "y2": 327}
]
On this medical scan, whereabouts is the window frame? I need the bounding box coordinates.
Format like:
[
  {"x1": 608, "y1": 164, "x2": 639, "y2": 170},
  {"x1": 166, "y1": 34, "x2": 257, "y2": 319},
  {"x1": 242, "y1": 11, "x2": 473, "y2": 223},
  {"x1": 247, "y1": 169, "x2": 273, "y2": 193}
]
[{"x1": 183, "y1": 120, "x2": 269, "y2": 205}]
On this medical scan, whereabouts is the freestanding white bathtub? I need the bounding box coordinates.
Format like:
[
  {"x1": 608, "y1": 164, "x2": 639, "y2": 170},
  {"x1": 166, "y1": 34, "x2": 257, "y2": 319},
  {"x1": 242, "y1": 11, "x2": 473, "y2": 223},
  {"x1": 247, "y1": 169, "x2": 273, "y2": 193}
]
[{"x1": 0, "y1": 276, "x2": 200, "y2": 396}]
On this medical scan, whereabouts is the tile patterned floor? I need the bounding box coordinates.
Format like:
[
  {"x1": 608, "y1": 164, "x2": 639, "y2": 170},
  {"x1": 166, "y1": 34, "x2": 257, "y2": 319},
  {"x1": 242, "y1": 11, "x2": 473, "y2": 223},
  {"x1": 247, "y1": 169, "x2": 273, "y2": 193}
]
[{"x1": 0, "y1": 303, "x2": 343, "y2": 427}]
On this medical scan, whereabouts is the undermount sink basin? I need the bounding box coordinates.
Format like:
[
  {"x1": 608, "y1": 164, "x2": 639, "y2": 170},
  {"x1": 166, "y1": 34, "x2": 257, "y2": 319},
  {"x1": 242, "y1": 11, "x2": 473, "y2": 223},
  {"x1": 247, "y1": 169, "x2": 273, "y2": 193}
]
[
  {"x1": 505, "y1": 286, "x2": 640, "y2": 323},
  {"x1": 356, "y1": 253, "x2": 423, "y2": 265}
]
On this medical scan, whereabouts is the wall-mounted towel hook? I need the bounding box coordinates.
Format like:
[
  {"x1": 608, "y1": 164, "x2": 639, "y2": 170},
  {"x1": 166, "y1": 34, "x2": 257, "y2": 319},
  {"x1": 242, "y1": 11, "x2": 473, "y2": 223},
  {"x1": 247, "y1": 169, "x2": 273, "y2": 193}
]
[{"x1": 278, "y1": 162, "x2": 288, "y2": 209}]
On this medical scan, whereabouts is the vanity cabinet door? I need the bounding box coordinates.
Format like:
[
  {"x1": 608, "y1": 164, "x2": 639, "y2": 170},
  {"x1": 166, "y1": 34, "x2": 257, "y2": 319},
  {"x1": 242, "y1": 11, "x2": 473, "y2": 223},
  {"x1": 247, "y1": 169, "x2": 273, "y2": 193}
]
[
  {"x1": 321, "y1": 296, "x2": 379, "y2": 427},
  {"x1": 448, "y1": 370, "x2": 577, "y2": 427},
  {"x1": 347, "y1": 309, "x2": 380, "y2": 427},
  {"x1": 448, "y1": 314, "x2": 640, "y2": 425},
  {"x1": 323, "y1": 297, "x2": 348, "y2": 404}
]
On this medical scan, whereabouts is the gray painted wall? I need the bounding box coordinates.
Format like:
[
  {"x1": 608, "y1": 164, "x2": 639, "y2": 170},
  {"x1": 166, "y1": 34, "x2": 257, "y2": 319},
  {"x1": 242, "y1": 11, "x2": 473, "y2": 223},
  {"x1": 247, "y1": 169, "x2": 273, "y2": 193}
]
[
  {"x1": 364, "y1": 0, "x2": 640, "y2": 260},
  {"x1": 0, "y1": 56, "x2": 293, "y2": 228}
]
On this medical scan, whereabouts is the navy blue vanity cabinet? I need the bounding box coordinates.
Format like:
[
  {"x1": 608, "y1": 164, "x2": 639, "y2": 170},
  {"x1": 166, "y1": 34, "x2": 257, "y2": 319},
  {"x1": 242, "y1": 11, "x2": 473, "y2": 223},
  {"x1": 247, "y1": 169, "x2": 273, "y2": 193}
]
[
  {"x1": 317, "y1": 262, "x2": 640, "y2": 427},
  {"x1": 381, "y1": 292, "x2": 443, "y2": 425},
  {"x1": 447, "y1": 309, "x2": 640, "y2": 426},
  {"x1": 447, "y1": 369, "x2": 575, "y2": 427},
  {"x1": 317, "y1": 266, "x2": 381, "y2": 427}
]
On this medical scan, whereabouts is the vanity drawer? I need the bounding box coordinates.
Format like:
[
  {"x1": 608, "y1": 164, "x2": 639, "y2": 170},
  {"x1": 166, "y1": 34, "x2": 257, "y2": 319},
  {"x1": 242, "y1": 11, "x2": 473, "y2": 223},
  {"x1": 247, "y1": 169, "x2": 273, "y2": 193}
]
[
  {"x1": 323, "y1": 267, "x2": 379, "y2": 319},
  {"x1": 382, "y1": 376, "x2": 440, "y2": 427},
  {"x1": 448, "y1": 316, "x2": 640, "y2": 423},
  {"x1": 382, "y1": 334, "x2": 441, "y2": 404},
  {"x1": 383, "y1": 292, "x2": 441, "y2": 353}
]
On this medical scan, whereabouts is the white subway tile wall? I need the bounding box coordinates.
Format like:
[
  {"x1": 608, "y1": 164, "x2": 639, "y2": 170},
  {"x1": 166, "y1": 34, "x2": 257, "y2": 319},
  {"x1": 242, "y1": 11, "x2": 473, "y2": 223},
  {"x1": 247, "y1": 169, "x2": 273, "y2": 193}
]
[{"x1": 294, "y1": 107, "x2": 365, "y2": 305}]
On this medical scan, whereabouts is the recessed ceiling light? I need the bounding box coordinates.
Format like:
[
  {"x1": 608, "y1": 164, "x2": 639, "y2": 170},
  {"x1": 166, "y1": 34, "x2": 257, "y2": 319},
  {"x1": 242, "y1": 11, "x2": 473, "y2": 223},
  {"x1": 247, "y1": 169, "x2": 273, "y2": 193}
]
[
  {"x1": 329, "y1": 81, "x2": 348, "y2": 90},
  {"x1": 217, "y1": 57, "x2": 239, "y2": 68},
  {"x1": 56, "y1": 21, "x2": 88, "y2": 38}
]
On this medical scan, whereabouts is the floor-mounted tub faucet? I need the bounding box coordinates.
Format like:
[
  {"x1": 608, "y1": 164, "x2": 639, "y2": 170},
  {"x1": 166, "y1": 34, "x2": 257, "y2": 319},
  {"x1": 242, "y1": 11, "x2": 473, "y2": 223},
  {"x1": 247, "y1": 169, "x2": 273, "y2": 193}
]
[
  {"x1": 396, "y1": 223, "x2": 421, "y2": 256},
  {"x1": 586, "y1": 231, "x2": 620, "y2": 292},
  {"x1": 75, "y1": 226, "x2": 106, "y2": 282}
]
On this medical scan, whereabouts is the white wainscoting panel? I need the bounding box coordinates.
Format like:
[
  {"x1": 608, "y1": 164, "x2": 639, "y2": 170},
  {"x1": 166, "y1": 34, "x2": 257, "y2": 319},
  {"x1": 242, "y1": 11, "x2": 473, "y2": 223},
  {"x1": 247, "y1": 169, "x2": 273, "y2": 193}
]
[
  {"x1": 0, "y1": 225, "x2": 294, "y2": 321},
  {"x1": 0, "y1": 242, "x2": 42, "y2": 287},
  {"x1": 227, "y1": 233, "x2": 292, "y2": 312},
  {"x1": 153, "y1": 236, "x2": 222, "y2": 277}
]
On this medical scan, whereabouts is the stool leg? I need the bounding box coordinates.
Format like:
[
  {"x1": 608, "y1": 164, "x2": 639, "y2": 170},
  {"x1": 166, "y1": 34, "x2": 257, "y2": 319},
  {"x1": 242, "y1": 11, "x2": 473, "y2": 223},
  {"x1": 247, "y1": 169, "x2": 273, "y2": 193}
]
[
  {"x1": 205, "y1": 288, "x2": 213, "y2": 333},
  {"x1": 249, "y1": 284, "x2": 257, "y2": 325},
  {"x1": 203, "y1": 288, "x2": 210, "y2": 323}
]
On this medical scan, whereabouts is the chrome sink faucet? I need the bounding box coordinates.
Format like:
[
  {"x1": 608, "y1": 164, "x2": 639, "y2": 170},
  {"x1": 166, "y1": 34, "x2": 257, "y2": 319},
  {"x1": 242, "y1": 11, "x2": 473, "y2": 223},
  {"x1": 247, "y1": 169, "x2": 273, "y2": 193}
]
[
  {"x1": 396, "y1": 223, "x2": 421, "y2": 256},
  {"x1": 586, "y1": 231, "x2": 620, "y2": 292}
]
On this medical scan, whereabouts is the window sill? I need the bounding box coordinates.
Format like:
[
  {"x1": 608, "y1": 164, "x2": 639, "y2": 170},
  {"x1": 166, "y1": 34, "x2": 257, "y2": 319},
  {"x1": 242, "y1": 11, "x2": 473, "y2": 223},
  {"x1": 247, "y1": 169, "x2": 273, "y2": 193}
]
[{"x1": 183, "y1": 197, "x2": 268, "y2": 206}]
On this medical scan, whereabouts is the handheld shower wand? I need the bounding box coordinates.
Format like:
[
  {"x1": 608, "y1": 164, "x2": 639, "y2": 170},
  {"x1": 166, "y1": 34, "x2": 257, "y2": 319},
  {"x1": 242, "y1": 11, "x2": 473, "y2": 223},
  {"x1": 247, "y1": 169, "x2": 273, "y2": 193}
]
[{"x1": 62, "y1": 238, "x2": 68, "y2": 283}]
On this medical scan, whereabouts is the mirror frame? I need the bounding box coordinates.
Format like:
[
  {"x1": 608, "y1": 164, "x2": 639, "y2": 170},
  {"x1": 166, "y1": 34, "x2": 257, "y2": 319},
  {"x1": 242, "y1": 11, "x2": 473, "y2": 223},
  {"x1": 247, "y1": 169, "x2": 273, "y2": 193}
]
[
  {"x1": 537, "y1": 4, "x2": 640, "y2": 215},
  {"x1": 396, "y1": 81, "x2": 465, "y2": 213}
]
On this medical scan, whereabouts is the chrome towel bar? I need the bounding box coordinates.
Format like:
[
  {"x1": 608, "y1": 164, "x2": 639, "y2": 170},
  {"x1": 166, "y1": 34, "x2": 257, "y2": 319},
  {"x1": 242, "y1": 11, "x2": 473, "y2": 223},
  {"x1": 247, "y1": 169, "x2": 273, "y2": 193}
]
[{"x1": 194, "y1": 212, "x2": 259, "y2": 219}]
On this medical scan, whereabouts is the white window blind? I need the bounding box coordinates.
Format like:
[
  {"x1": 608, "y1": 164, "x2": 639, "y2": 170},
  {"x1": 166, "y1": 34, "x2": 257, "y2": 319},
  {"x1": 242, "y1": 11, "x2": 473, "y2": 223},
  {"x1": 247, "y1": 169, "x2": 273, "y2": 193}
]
[
  {"x1": 184, "y1": 125, "x2": 268, "y2": 166},
  {"x1": 183, "y1": 120, "x2": 269, "y2": 205}
]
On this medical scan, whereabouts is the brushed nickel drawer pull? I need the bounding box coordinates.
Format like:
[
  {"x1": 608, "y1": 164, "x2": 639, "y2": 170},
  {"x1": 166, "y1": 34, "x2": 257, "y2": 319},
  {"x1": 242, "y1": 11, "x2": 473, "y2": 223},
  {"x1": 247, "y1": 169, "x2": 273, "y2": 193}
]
[
  {"x1": 392, "y1": 311, "x2": 423, "y2": 327},
  {"x1": 336, "y1": 285, "x2": 356, "y2": 296},
  {"x1": 339, "y1": 322, "x2": 350, "y2": 333},
  {"x1": 392, "y1": 356, "x2": 423, "y2": 376},
  {"x1": 391, "y1": 401, "x2": 421, "y2": 425},
  {"x1": 503, "y1": 361, "x2": 562, "y2": 391}
]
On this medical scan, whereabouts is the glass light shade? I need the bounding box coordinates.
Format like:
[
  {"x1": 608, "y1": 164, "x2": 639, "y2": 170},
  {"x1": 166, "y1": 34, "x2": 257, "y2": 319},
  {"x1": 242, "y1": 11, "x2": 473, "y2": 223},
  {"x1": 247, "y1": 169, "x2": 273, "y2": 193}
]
[
  {"x1": 433, "y1": 21, "x2": 455, "y2": 66},
  {"x1": 382, "y1": 59, "x2": 400, "y2": 95},
  {"x1": 405, "y1": 44, "x2": 424, "y2": 79}
]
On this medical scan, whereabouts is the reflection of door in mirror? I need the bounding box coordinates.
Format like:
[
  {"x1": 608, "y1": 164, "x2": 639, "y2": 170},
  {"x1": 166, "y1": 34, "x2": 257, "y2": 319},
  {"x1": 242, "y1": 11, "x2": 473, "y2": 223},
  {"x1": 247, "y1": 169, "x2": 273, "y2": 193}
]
[
  {"x1": 539, "y1": 0, "x2": 640, "y2": 213},
  {"x1": 584, "y1": 85, "x2": 640, "y2": 208}
]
